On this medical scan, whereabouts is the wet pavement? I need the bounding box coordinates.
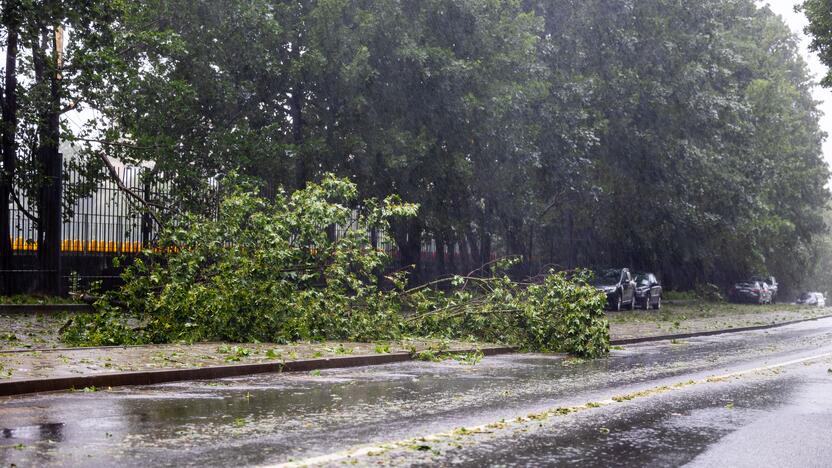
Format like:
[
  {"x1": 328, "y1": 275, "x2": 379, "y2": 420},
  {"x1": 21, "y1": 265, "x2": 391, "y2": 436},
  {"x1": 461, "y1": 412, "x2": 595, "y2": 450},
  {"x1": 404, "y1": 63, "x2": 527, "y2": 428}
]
[{"x1": 2, "y1": 317, "x2": 832, "y2": 467}]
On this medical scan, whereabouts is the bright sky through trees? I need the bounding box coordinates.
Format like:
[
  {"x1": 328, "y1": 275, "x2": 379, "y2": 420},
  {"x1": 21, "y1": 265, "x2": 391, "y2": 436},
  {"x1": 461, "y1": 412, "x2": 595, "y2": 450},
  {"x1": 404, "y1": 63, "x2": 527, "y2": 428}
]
[{"x1": 762, "y1": 0, "x2": 832, "y2": 170}]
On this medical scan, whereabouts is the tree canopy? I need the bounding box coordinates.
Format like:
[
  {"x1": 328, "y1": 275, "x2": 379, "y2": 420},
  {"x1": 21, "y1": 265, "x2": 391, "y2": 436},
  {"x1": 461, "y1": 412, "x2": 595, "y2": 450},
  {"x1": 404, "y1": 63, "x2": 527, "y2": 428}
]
[{"x1": 2, "y1": 0, "x2": 830, "y2": 292}]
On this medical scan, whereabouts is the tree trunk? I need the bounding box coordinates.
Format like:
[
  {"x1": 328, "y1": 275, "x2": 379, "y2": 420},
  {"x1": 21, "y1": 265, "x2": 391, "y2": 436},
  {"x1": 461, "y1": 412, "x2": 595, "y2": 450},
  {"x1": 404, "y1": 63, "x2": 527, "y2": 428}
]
[
  {"x1": 392, "y1": 218, "x2": 422, "y2": 285},
  {"x1": 458, "y1": 236, "x2": 471, "y2": 274},
  {"x1": 370, "y1": 227, "x2": 382, "y2": 285},
  {"x1": 34, "y1": 26, "x2": 62, "y2": 295},
  {"x1": 289, "y1": 36, "x2": 306, "y2": 190},
  {"x1": 435, "y1": 235, "x2": 445, "y2": 277},
  {"x1": 480, "y1": 230, "x2": 491, "y2": 270},
  {"x1": 0, "y1": 1, "x2": 19, "y2": 294},
  {"x1": 447, "y1": 236, "x2": 457, "y2": 275},
  {"x1": 466, "y1": 229, "x2": 480, "y2": 267},
  {"x1": 527, "y1": 223, "x2": 534, "y2": 278}
]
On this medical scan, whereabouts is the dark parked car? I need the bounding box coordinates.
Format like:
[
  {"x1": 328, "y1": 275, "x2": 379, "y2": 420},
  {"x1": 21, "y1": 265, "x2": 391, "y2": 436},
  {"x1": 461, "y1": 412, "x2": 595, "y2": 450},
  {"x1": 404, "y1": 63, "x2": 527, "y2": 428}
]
[
  {"x1": 634, "y1": 273, "x2": 662, "y2": 310},
  {"x1": 592, "y1": 268, "x2": 637, "y2": 311},
  {"x1": 749, "y1": 275, "x2": 778, "y2": 303},
  {"x1": 729, "y1": 281, "x2": 772, "y2": 304}
]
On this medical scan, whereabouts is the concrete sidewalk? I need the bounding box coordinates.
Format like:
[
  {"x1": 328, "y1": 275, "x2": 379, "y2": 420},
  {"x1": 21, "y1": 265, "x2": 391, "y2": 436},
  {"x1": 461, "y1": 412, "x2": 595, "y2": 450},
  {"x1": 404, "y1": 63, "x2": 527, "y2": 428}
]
[
  {"x1": 0, "y1": 339, "x2": 497, "y2": 382},
  {"x1": 1, "y1": 303, "x2": 829, "y2": 395}
]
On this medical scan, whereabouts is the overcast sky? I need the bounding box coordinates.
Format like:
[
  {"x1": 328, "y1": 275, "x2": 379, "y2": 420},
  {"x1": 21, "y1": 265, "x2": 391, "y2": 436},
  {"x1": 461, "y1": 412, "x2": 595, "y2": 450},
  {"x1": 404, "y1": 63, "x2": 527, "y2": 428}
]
[{"x1": 759, "y1": 0, "x2": 832, "y2": 169}]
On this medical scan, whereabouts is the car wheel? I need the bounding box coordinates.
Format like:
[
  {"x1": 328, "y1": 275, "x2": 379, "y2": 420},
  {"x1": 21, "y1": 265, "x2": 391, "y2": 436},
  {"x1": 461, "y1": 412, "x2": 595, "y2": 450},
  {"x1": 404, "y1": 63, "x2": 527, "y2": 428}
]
[{"x1": 653, "y1": 296, "x2": 661, "y2": 310}]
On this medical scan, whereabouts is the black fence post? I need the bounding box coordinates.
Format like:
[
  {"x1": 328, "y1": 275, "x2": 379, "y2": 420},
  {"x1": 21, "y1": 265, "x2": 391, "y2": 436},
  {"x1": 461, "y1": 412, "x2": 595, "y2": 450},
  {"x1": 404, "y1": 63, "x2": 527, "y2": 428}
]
[{"x1": 141, "y1": 176, "x2": 151, "y2": 248}]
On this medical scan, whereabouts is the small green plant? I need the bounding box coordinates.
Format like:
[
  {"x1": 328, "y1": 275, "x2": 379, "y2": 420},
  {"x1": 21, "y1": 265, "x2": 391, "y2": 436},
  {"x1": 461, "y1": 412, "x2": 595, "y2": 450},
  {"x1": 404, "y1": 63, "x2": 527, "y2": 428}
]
[
  {"x1": 69, "y1": 271, "x2": 81, "y2": 296},
  {"x1": 412, "y1": 349, "x2": 443, "y2": 362},
  {"x1": 374, "y1": 343, "x2": 391, "y2": 354},
  {"x1": 217, "y1": 345, "x2": 252, "y2": 362},
  {"x1": 453, "y1": 350, "x2": 484, "y2": 365},
  {"x1": 1, "y1": 332, "x2": 17, "y2": 342}
]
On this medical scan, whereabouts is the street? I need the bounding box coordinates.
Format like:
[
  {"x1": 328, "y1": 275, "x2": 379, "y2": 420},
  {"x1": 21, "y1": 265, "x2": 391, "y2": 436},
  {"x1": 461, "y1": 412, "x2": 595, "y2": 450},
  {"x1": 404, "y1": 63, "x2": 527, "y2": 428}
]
[{"x1": 2, "y1": 317, "x2": 832, "y2": 467}]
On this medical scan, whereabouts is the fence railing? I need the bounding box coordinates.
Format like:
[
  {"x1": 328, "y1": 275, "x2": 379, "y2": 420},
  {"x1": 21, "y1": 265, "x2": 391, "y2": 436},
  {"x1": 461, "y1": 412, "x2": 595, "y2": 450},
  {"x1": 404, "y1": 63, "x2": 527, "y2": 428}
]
[
  {"x1": 5, "y1": 162, "x2": 476, "y2": 293},
  {"x1": 9, "y1": 162, "x2": 166, "y2": 254}
]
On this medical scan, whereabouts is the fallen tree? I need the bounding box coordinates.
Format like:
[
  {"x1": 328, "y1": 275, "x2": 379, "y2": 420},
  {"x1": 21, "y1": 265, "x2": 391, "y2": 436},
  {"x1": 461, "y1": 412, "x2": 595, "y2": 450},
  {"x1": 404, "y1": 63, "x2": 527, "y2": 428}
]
[{"x1": 62, "y1": 176, "x2": 609, "y2": 358}]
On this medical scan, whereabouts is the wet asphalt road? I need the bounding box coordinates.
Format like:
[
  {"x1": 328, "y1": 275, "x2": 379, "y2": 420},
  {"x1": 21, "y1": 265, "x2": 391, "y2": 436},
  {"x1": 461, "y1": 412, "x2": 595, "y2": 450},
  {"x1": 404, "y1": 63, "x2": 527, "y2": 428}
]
[{"x1": 2, "y1": 318, "x2": 832, "y2": 467}]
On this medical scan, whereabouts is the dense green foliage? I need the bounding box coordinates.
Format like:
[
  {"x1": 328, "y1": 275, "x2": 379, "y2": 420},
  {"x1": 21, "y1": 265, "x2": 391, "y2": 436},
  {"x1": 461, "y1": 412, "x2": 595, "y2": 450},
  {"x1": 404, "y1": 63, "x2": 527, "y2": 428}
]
[
  {"x1": 405, "y1": 269, "x2": 609, "y2": 357},
  {"x1": 1, "y1": 1, "x2": 829, "y2": 295},
  {"x1": 802, "y1": 0, "x2": 832, "y2": 86},
  {"x1": 52, "y1": 0, "x2": 825, "y2": 293},
  {"x1": 65, "y1": 176, "x2": 416, "y2": 344},
  {"x1": 62, "y1": 178, "x2": 609, "y2": 357}
]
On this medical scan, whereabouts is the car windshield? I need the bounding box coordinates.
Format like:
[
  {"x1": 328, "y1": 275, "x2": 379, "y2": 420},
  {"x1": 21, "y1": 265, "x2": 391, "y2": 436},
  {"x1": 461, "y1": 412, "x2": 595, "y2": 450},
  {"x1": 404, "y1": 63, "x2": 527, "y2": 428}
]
[
  {"x1": 799, "y1": 293, "x2": 811, "y2": 301},
  {"x1": 636, "y1": 275, "x2": 651, "y2": 286},
  {"x1": 591, "y1": 269, "x2": 620, "y2": 285}
]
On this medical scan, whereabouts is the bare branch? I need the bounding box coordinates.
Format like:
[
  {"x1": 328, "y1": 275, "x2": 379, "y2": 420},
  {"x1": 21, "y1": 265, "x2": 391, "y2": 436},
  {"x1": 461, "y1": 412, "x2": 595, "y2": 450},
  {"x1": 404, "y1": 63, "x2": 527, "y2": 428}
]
[
  {"x1": 97, "y1": 151, "x2": 164, "y2": 227},
  {"x1": 74, "y1": 137, "x2": 161, "y2": 151},
  {"x1": 60, "y1": 99, "x2": 79, "y2": 114},
  {"x1": 10, "y1": 190, "x2": 37, "y2": 224}
]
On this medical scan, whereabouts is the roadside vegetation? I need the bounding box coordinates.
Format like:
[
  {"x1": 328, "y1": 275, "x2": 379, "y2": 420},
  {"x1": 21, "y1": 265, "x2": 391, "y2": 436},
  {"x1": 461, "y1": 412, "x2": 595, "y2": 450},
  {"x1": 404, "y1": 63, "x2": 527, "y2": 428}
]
[
  {"x1": 0, "y1": 296, "x2": 82, "y2": 305},
  {"x1": 3, "y1": 0, "x2": 831, "y2": 359},
  {"x1": 61, "y1": 178, "x2": 610, "y2": 358},
  {"x1": 2, "y1": 0, "x2": 829, "y2": 298}
]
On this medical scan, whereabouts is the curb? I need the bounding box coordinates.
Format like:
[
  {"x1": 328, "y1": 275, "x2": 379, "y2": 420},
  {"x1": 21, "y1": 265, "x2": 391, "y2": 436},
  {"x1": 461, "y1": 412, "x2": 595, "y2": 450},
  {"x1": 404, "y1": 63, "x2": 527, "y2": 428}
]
[
  {"x1": 3, "y1": 313, "x2": 829, "y2": 396},
  {"x1": 610, "y1": 313, "x2": 832, "y2": 345},
  {"x1": 0, "y1": 346, "x2": 514, "y2": 397},
  {"x1": 0, "y1": 304, "x2": 93, "y2": 314}
]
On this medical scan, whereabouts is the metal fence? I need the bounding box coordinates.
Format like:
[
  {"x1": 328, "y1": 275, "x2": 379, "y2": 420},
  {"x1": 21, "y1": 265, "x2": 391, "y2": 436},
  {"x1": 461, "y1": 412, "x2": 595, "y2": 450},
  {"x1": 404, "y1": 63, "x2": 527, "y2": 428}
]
[
  {"x1": 10, "y1": 163, "x2": 165, "y2": 255},
  {"x1": 6, "y1": 162, "x2": 467, "y2": 293}
]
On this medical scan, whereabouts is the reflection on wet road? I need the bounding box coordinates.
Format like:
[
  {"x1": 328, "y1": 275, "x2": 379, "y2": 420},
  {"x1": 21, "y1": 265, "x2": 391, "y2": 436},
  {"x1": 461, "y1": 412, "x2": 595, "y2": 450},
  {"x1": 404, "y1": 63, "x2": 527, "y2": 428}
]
[{"x1": 2, "y1": 318, "x2": 832, "y2": 467}]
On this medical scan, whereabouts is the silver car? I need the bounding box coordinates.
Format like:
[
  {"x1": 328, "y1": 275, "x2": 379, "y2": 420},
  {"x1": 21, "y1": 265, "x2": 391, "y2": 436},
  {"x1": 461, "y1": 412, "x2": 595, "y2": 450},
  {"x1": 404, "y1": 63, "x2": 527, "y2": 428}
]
[{"x1": 797, "y1": 292, "x2": 826, "y2": 307}]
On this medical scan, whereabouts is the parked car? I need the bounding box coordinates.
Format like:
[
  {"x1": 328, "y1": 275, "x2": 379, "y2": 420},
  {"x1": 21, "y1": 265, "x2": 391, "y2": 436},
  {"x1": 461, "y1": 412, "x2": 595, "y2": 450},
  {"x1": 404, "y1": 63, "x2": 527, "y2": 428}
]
[
  {"x1": 591, "y1": 268, "x2": 637, "y2": 311},
  {"x1": 749, "y1": 275, "x2": 778, "y2": 303},
  {"x1": 634, "y1": 273, "x2": 662, "y2": 310},
  {"x1": 728, "y1": 280, "x2": 772, "y2": 304},
  {"x1": 796, "y1": 292, "x2": 826, "y2": 307}
]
